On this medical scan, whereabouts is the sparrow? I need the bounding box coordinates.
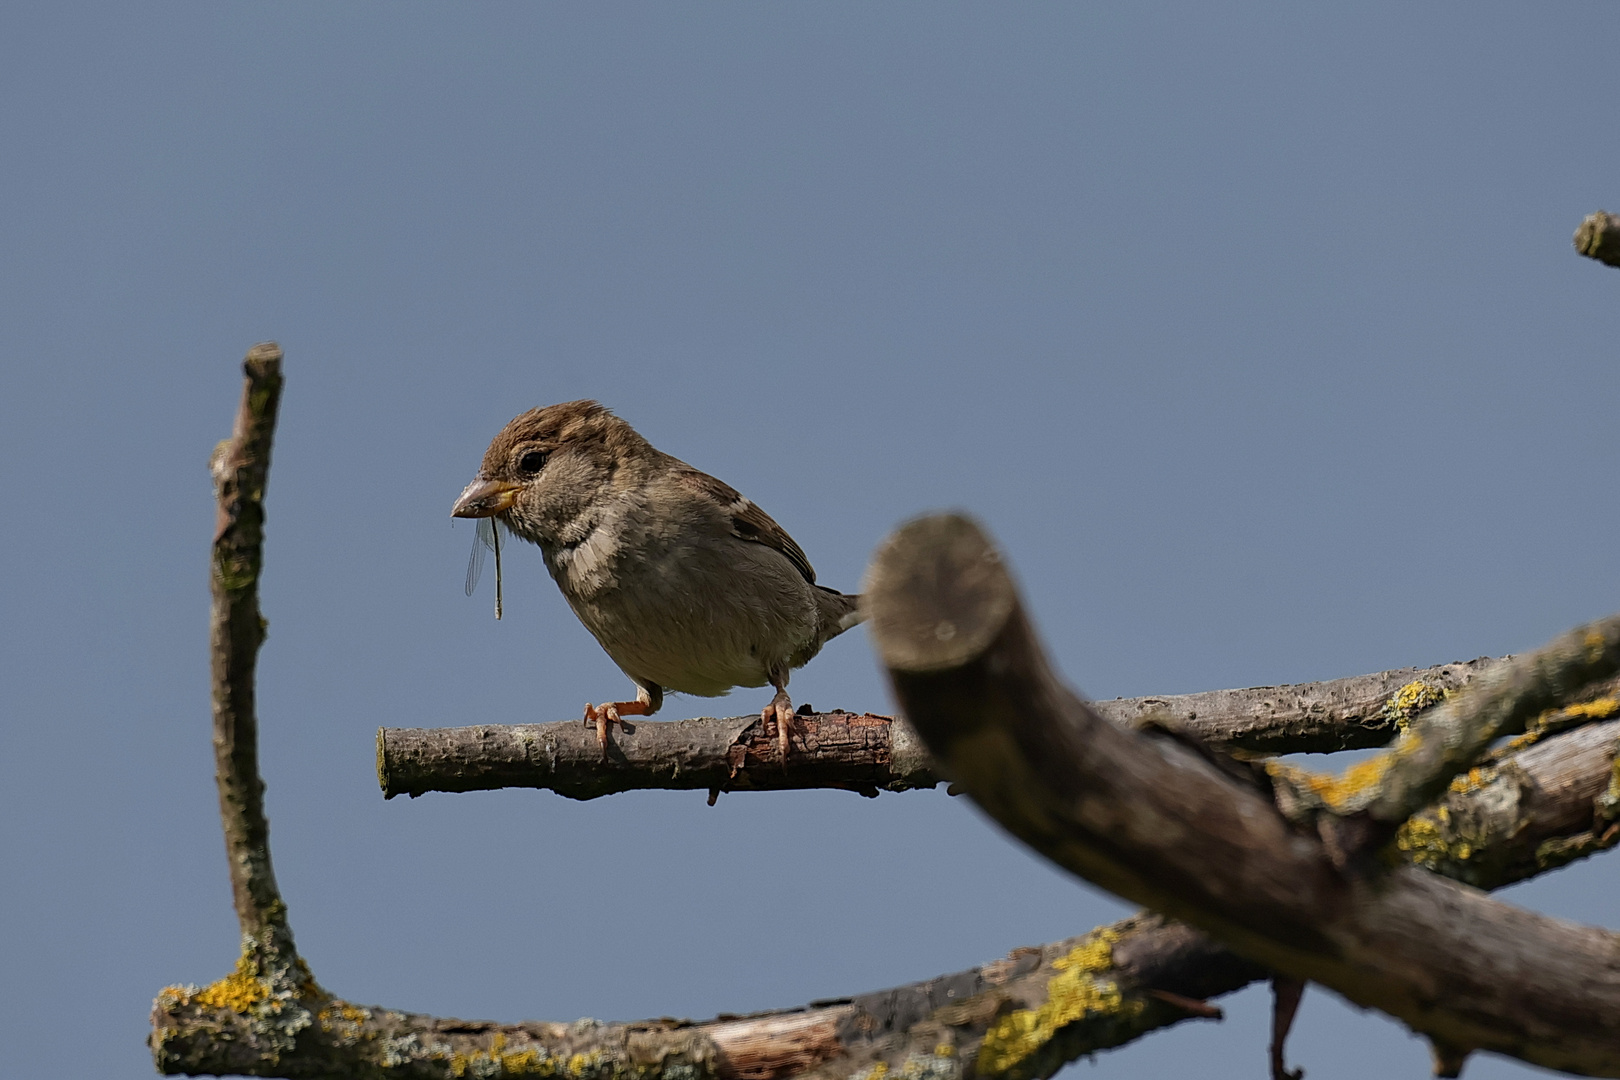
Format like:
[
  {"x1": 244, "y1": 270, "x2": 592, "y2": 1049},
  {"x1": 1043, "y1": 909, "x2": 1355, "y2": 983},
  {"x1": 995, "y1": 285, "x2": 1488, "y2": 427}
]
[{"x1": 451, "y1": 400, "x2": 863, "y2": 760}]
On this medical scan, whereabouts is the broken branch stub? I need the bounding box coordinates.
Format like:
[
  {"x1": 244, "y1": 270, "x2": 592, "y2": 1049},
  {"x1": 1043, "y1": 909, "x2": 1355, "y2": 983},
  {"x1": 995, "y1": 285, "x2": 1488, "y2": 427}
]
[
  {"x1": 864, "y1": 511, "x2": 1620, "y2": 1077},
  {"x1": 1575, "y1": 211, "x2": 1620, "y2": 268}
]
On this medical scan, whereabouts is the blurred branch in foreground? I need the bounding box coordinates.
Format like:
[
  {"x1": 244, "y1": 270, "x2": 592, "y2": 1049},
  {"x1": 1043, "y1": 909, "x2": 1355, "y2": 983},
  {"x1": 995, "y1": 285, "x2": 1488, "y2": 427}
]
[{"x1": 865, "y1": 512, "x2": 1620, "y2": 1078}]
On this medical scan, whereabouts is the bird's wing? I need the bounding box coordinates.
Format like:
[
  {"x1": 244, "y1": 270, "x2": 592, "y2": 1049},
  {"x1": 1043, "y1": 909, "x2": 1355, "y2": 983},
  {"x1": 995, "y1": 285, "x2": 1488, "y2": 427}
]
[{"x1": 672, "y1": 465, "x2": 817, "y2": 585}]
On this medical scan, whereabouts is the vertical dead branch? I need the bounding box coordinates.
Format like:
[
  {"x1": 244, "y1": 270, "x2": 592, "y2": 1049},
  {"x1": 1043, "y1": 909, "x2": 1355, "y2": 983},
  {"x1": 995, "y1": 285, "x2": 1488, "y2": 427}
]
[{"x1": 207, "y1": 341, "x2": 291, "y2": 949}]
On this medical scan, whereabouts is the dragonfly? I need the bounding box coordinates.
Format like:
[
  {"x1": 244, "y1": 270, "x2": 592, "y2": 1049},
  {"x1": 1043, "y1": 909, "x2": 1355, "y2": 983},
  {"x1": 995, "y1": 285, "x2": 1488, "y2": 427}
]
[{"x1": 464, "y1": 516, "x2": 505, "y2": 620}]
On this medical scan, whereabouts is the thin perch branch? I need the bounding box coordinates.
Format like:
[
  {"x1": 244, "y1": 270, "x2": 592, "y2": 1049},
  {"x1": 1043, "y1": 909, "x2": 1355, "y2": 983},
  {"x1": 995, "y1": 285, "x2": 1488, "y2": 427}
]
[
  {"x1": 864, "y1": 512, "x2": 1620, "y2": 1077},
  {"x1": 378, "y1": 710, "x2": 939, "y2": 800},
  {"x1": 377, "y1": 658, "x2": 1505, "y2": 800}
]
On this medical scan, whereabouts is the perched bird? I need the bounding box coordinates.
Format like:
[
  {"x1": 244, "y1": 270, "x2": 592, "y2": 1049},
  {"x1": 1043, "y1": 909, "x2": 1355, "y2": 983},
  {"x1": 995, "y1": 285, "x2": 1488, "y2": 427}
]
[{"x1": 451, "y1": 400, "x2": 863, "y2": 759}]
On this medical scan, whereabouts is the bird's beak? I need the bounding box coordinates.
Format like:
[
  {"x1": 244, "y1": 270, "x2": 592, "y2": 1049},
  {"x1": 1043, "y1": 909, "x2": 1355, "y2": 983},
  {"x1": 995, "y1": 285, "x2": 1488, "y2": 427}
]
[{"x1": 451, "y1": 477, "x2": 521, "y2": 518}]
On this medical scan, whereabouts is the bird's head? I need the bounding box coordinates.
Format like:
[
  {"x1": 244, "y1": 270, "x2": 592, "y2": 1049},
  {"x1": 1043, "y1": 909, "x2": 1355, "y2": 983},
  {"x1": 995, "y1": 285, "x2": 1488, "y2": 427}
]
[{"x1": 451, "y1": 400, "x2": 650, "y2": 546}]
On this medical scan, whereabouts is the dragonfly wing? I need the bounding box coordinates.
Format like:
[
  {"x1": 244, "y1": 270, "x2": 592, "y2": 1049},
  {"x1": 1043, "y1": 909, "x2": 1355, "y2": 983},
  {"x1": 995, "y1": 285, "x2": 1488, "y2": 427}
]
[{"x1": 464, "y1": 517, "x2": 495, "y2": 596}]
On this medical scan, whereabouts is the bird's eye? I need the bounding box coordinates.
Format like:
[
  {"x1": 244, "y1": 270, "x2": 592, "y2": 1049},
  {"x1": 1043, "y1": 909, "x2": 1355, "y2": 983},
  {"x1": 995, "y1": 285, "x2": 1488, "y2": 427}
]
[{"x1": 517, "y1": 450, "x2": 547, "y2": 474}]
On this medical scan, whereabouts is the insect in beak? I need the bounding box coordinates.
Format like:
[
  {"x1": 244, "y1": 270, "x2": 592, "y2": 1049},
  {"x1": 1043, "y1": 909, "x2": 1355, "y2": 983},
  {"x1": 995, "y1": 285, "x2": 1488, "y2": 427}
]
[{"x1": 464, "y1": 516, "x2": 505, "y2": 620}]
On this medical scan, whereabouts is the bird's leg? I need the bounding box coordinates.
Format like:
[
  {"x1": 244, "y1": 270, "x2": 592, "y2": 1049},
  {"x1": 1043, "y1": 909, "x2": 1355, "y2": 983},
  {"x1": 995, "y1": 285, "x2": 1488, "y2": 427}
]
[
  {"x1": 763, "y1": 667, "x2": 796, "y2": 762},
  {"x1": 583, "y1": 682, "x2": 661, "y2": 757}
]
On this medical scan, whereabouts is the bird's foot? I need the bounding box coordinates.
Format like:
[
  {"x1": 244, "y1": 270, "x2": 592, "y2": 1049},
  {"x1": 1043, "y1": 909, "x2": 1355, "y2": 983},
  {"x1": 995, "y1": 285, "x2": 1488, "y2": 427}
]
[
  {"x1": 583, "y1": 699, "x2": 651, "y2": 757},
  {"x1": 763, "y1": 689, "x2": 796, "y2": 762}
]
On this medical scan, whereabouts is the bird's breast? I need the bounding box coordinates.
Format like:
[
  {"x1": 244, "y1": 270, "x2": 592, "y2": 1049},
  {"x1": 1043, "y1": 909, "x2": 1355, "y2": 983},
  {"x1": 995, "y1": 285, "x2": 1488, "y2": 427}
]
[{"x1": 555, "y1": 532, "x2": 823, "y2": 698}]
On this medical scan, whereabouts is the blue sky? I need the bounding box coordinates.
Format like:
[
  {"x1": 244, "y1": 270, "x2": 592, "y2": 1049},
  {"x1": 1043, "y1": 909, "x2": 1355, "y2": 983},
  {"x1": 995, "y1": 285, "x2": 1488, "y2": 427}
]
[{"x1": 2, "y1": 5, "x2": 1617, "y2": 1077}]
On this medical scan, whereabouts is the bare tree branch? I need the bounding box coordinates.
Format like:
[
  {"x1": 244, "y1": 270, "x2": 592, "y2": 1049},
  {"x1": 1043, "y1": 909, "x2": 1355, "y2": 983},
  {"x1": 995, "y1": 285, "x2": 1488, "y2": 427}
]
[
  {"x1": 376, "y1": 659, "x2": 1506, "y2": 801},
  {"x1": 160, "y1": 634, "x2": 1620, "y2": 1078},
  {"x1": 1396, "y1": 716, "x2": 1620, "y2": 885},
  {"x1": 1576, "y1": 211, "x2": 1620, "y2": 267},
  {"x1": 377, "y1": 710, "x2": 939, "y2": 801},
  {"x1": 864, "y1": 511, "x2": 1620, "y2": 1077},
  {"x1": 1290, "y1": 615, "x2": 1620, "y2": 865},
  {"x1": 206, "y1": 341, "x2": 289, "y2": 945},
  {"x1": 153, "y1": 356, "x2": 1620, "y2": 1079}
]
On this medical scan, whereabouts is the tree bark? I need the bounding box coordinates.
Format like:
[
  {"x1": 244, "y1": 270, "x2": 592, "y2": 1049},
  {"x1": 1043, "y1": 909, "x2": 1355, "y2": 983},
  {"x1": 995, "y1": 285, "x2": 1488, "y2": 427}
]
[
  {"x1": 863, "y1": 512, "x2": 1620, "y2": 1078},
  {"x1": 376, "y1": 658, "x2": 1506, "y2": 801}
]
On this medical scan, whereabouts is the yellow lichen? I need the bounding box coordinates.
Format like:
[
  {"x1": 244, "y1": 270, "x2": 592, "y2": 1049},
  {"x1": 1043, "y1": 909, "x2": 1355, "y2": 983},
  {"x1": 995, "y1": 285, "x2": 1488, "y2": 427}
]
[
  {"x1": 1586, "y1": 631, "x2": 1607, "y2": 663},
  {"x1": 1292, "y1": 723, "x2": 1437, "y2": 813},
  {"x1": 500, "y1": 1049, "x2": 546, "y2": 1074},
  {"x1": 442, "y1": 1037, "x2": 568, "y2": 1079},
  {"x1": 1388, "y1": 681, "x2": 1445, "y2": 725},
  {"x1": 1396, "y1": 808, "x2": 1478, "y2": 869},
  {"x1": 975, "y1": 931, "x2": 1141, "y2": 1076},
  {"x1": 1448, "y1": 766, "x2": 1492, "y2": 794},
  {"x1": 191, "y1": 955, "x2": 272, "y2": 1013},
  {"x1": 935, "y1": 1044, "x2": 955, "y2": 1058},
  {"x1": 1505, "y1": 729, "x2": 1543, "y2": 753},
  {"x1": 1299, "y1": 754, "x2": 1390, "y2": 811},
  {"x1": 1395, "y1": 814, "x2": 1446, "y2": 868},
  {"x1": 1566, "y1": 697, "x2": 1620, "y2": 721},
  {"x1": 318, "y1": 1000, "x2": 372, "y2": 1042}
]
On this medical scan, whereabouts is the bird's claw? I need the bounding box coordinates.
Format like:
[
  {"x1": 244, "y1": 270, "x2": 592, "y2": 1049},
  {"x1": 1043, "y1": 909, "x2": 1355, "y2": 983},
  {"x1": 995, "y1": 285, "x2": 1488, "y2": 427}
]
[
  {"x1": 583, "y1": 699, "x2": 651, "y2": 757},
  {"x1": 763, "y1": 690, "x2": 796, "y2": 762},
  {"x1": 584, "y1": 702, "x2": 624, "y2": 757}
]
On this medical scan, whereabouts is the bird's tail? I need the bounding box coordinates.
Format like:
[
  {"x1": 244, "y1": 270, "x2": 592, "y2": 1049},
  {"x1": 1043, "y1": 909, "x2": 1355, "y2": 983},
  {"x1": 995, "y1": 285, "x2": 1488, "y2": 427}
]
[{"x1": 815, "y1": 586, "x2": 865, "y2": 640}]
